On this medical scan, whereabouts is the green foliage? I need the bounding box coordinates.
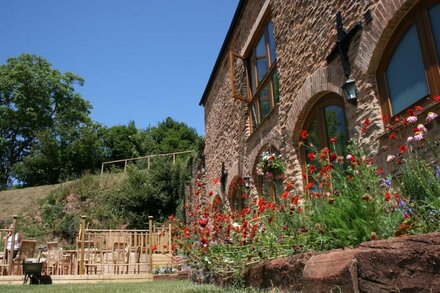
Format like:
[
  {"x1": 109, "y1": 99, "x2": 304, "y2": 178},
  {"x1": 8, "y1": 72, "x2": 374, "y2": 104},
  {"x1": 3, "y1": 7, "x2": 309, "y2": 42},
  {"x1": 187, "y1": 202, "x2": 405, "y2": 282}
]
[
  {"x1": 400, "y1": 158, "x2": 440, "y2": 233},
  {"x1": 0, "y1": 54, "x2": 92, "y2": 188},
  {"x1": 308, "y1": 143, "x2": 402, "y2": 250}
]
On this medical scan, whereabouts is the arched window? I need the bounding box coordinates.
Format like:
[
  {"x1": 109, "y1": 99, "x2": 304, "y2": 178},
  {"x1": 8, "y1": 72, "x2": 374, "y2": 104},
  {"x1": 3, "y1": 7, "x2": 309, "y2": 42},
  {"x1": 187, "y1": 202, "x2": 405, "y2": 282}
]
[
  {"x1": 254, "y1": 148, "x2": 284, "y2": 202},
  {"x1": 300, "y1": 94, "x2": 348, "y2": 190},
  {"x1": 228, "y1": 177, "x2": 245, "y2": 211},
  {"x1": 377, "y1": 1, "x2": 440, "y2": 118}
]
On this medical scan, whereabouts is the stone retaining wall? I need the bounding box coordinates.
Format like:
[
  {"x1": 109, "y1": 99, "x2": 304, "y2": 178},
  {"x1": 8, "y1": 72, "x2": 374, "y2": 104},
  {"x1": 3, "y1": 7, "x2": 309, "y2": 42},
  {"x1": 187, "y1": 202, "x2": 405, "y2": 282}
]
[{"x1": 243, "y1": 233, "x2": 440, "y2": 292}]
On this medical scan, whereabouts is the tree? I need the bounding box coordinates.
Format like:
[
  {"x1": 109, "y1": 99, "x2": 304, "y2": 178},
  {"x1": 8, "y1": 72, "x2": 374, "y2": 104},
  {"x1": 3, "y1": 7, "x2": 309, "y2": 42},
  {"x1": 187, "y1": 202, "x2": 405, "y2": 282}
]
[
  {"x1": 0, "y1": 54, "x2": 92, "y2": 188},
  {"x1": 147, "y1": 117, "x2": 200, "y2": 154}
]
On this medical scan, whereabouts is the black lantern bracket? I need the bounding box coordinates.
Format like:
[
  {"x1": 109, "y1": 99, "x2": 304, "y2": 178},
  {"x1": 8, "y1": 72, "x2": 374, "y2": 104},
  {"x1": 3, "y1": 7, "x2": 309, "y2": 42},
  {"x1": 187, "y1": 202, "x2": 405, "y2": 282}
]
[
  {"x1": 326, "y1": 12, "x2": 362, "y2": 78},
  {"x1": 220, "y1": 162, "x2": 228, "y2": 193}
]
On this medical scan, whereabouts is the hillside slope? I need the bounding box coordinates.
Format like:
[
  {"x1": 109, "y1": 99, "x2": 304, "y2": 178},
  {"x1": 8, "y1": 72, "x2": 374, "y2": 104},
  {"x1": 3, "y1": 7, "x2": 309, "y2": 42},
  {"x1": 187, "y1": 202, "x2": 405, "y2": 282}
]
[{"x1": 0, "y1": 184, "x2": 58, "y2": 222}]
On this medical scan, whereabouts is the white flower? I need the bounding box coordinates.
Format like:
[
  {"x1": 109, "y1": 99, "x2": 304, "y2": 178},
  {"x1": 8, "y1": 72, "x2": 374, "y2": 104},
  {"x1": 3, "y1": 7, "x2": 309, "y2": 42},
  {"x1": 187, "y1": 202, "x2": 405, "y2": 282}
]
[
  {"x1": 346, "y1": 154, "x2": 353, "y2": 161},
  {"x1": 406, "y1": 116, "x2": 418, "y2": 124},
  {"x1": 426, "y1": 112, "x2": 438, "y2": 123},
  {"x1": 407, "y1": 136, "x2": 414, "y2": 143},
  {"x1": 417, "y1": 124, "x2": 428, "y2": 133},
  {"x1": 386, "y1": 155, "x2": 395, "y2": 162}
]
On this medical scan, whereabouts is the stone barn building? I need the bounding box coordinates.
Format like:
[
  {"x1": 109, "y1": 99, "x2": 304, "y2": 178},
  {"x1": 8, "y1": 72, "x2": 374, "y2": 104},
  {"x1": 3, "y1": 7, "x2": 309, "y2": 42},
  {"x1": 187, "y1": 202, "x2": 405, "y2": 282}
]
[{"x1": 197, "y1": 0, "x2": 440, "y2": 209}]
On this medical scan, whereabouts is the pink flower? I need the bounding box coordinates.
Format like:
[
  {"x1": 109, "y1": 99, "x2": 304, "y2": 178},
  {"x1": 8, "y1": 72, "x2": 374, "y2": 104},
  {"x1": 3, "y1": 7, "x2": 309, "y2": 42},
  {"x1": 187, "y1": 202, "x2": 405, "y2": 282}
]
[
  {"x1": 414, "y1": 132, "x2": 424, "y2": 141},
  {"x1": 426, "y1": 112, "x2": 438, "y2": 123},
  {"x1": 406, "y1": 116, "x2": 418, "y2": 124},
  {"x1": 346, "y1": 154, "x2": 353, "y2": 161},
  {"x1": 407, "y1": 136, "x2": 414, "y2": 143},
  {"x1": 386, "y1": 155, "x2": 395, "y2": 162}
]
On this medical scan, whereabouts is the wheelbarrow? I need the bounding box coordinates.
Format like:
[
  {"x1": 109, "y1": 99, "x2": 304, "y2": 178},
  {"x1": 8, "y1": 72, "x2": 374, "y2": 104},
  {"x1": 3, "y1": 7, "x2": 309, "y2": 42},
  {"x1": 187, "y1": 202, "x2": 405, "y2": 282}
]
[{"x1": 23, "y1": 260, "x2": 44, "y2": 284}]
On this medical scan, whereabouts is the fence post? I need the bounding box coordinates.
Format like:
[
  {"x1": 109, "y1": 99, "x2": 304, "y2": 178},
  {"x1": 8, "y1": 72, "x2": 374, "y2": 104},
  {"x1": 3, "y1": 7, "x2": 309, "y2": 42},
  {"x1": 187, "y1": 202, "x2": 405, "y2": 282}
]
[
  {"x1": 168, "y1": 222, "x2": 172, "y2": 255},
  {"x1": 148, "y1": 216, "x2": 153, "y2": 273},
  {"x1": 124, "y1": 160, "x2": 128, "y2": 173},
  {"x1": 8, "y1": 215, "x2": 17, "y2": 275},
  {"x1": 80, "y1": 215, "x2": 86, "y2": 275},
  {"x1": 100, "y1": 163, "x2": 104, "y2": 176}
]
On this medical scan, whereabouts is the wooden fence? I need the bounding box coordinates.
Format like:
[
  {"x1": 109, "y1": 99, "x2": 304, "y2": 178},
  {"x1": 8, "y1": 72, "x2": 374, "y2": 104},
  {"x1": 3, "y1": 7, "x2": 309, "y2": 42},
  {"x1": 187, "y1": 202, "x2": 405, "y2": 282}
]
[{"x1": 0, "y1": 215, "x2": 179, "y2": 276}]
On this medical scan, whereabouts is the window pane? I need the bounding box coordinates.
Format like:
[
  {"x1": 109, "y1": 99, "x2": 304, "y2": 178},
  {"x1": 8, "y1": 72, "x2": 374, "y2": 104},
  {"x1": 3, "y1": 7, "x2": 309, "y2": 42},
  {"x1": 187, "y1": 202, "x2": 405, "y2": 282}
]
[
  {"x1": 251, "y1": 103, "x2": 258, "y2": 129},
  {"x1": 324, "y1": 105, "x2": 347, "y2": 155},
  {"x1": 386, "y1": 24, "x2": 429, "y2": 115},
  {"x1": 256, "y1": 58, "x2": 268, "y2": 83},
  {"x1": 306, "y1": 119, "x2": 321, "y2": 152},
  {"x1": 429, "y1": 3, "x2": 440, "y2": 61},
  {"x1": 258, "y1": 84, "x2": 271, "y2": 120},
  {"x1": 271, "y1": 69, "x2": 280, "y2": 103},
  {"x1": 248, "y1": 60, "x2": 257, "y2": 94},
  {"x1": 256, "y1": 34, "x2": 266, "y2": 57},
  {"x1": 267, "y1": 21, "x2": 276, "y2": 65}
]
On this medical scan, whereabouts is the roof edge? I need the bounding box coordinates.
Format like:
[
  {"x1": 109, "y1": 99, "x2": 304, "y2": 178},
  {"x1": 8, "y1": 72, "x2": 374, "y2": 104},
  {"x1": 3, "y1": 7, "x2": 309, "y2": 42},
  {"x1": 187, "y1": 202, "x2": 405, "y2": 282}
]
[{"x1": 199, "y1": 0, "x2": 247, "y2": 106}]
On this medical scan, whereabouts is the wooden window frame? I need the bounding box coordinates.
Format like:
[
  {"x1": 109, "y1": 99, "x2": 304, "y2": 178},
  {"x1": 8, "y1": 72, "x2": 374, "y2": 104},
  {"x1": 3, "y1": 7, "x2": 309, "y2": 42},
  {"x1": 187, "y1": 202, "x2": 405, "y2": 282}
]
[
  {"x1": 229, "y1": 16, "x2": 279, "y2": 133},
  {"x1": 248, "y1": 20, "x2": 278, "y2": 132},
  {"x1": 377, "y1": 0, "x2": 440, "y2": 120}
]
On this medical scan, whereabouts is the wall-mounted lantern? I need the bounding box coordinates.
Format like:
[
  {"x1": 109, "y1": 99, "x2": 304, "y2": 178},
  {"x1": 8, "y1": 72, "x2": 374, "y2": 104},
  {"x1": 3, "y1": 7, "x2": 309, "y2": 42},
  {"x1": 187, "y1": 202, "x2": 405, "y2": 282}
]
[
  {"x1": 334, "y1": 12, "x2": 361, "y2": 103},
  {"x1": 244, "y1": 175, "x2": 251, "y2": 190}
]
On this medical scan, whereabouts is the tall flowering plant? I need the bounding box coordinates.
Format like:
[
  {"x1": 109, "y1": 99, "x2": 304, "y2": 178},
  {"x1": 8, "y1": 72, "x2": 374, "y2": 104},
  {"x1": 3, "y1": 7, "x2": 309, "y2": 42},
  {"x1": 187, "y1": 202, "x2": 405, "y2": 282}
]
[{"x1": 256, "y1": 152, "x2": 286, "y2": 179}]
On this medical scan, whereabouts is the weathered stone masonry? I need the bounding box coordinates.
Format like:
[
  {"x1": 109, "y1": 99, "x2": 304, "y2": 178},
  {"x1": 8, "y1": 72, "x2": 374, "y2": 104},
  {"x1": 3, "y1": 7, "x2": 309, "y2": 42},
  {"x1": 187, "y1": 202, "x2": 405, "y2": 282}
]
[{"x1": 199, "y1": 0, "x2": 440, "y2": 206}]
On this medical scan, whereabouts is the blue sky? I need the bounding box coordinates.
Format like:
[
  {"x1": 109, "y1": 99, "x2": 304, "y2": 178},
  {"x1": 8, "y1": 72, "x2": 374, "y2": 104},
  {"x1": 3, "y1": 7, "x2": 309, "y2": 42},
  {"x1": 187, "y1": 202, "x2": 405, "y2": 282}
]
[{"x1": 0, "y1": 0, "x2": 239, "y2": 135}]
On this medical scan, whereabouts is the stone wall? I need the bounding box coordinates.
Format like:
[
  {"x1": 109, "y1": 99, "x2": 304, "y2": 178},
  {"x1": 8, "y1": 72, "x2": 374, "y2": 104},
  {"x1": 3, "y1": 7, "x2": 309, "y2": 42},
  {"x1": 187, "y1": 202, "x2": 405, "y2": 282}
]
[
  {"x1": 242, "y1": 233, "x2": 440, "y2": 292},
  {"x1": 200, "y1": 0, "x2": 440, "y2": 206}
]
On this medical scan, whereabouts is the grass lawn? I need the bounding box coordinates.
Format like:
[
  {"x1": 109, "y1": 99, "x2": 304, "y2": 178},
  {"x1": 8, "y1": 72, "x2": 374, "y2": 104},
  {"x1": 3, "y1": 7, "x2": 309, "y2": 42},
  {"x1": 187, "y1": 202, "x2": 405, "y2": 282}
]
[{"x1": 0, "y1": 280, "x2": 266, "y2": 293}]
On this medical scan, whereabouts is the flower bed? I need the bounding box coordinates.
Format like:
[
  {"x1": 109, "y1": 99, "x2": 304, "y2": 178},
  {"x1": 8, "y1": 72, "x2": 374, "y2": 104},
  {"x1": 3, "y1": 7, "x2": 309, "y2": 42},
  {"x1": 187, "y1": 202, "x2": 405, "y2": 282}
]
[{"x1": 173, "y1": 98, "x2": 440, "y2": 287}]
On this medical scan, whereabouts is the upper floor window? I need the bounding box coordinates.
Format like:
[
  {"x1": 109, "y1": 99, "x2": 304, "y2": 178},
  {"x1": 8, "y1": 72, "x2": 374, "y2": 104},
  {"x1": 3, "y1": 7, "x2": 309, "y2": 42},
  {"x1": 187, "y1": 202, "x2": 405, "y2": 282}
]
[
  {"x1": 377, "y1": 1, "x2": 440, "y2": 118},
  {"x1": 249, "y1": 21, "x2": 279, "y2": 131},
  {"x1": 230, "y1": 19, "x2": 279, "y2": 133}
]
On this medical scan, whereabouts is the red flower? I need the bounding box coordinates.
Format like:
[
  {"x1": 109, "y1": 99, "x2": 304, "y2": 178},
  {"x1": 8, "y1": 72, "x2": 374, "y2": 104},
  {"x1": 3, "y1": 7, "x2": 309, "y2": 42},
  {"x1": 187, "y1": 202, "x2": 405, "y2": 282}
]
[
  {"x1": 307, "y1": 152, "x2": 316, "y2": 161},
  {"x1": 399, "y1": 145, "x2": 407, "y2": 154},
  {"x1": 198, "y1": 218, "x2": 208, "y2": 227},
  {"x1": 320, "y1": 147, "x2": 329, "y2": 159},
  {"x1": 285, "y1": 181, "x2": 294, "y2": 191},
  {"x1": 382, "y1": 115, "x2": 388, "y2": 123},
  {"x1": 309, "y1": 164, "x2": 317, "y2": 173},
  {"x1": 434, "y1": 95, "x2": 440, "y2": 102},
  {"x1": 305, "y1": 182, "x2": 314, "y2": 190},
  {"x1": 300, "y1": 130, "x2": 309, "y2": 140},
  {"x1": 168, "y1": 214, "x2": 174, "y2": 222},
  {"x1": 377, "y1": 168, "x2": 383, "y2": 175},
  {"x1": 384, "y1": 192, "x2": 391, "y2": 202},
  {"x1": 197, "y1": 181, "x2": 203, "y2": 187},
  {"x1": 291, "y1": 195, "x2": 300, "y2": 206},
  {"x1": 389, "y1": 132, "x2": 396, "y2": 140},
  {"x1": 407, "y1": 108, "x2": 415, "y2": 116},
  {"x1": 364, "y1": 118, "x2": 370, "y2": 127},
  {"x1": 415, "y1": 105, "x2": 423, "y2": 112},
  {"x1": 394, "y1": 116, "x2": 400, "y2": 123},
  {"x1": 329, "y1": 137, "x2": 337, "y2": 144},
  {"x1": 330, "y1": 152, "x2": 337, "y2": 161},
  {"x1": 281, "y1": 191, "x2": 289, "y2": 200},
  {"x1": 213, "y1": 178, "x2": 220, "y2": 184}
]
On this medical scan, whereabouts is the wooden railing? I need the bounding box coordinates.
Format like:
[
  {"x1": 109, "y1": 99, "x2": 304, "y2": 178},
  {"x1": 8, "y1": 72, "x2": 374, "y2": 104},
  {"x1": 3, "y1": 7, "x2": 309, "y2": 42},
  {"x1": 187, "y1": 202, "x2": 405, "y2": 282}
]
[
  {"x1": 76, "y1": 216, "x2": 174, "y2": 275},
  {"x1": 100, "y1": 150, "x2": 194, "y2": 174},
  {"x1": 0, "y1": 215, "x2": 17, "y2": 276},
  {"x1": 0, "y1": 215, "x2": 177, "y2": 276}
]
